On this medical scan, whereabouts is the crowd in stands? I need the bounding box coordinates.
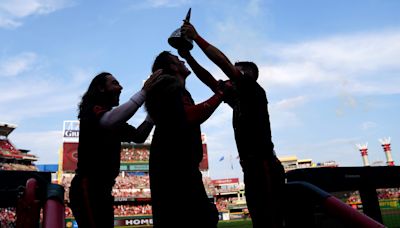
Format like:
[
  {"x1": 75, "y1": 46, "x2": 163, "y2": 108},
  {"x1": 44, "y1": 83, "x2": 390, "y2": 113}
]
[
  {"x1": 113, "y1": 173, "x2": 150, "y2": 198},
  {"x1": 346, "y1": 188, "x2": 400, "y2": 205},
  {"x1": 114, "y1": 204, "x2": 152, "y2": 216},
  {"x1": 202, "y1": 176, "x2": 216, "y2": 196},
  {"x1": 0, "y1": 207, "x2": 16, "y2": 228},
  {"x1": 0, "y1": 163, "x2": 37, "y2": 171},
  {"x1": 345, "y1": 191, "x2": 362, "y2": 205},
  {"x1": 61, "y1": 174, "x2": 75, "y2": 202},
  {"x1": 377, "y1": 188, "x2": 400, "y2": 199},
  {"x1": 113, "y1": 188, "x2": 151, "y2": 199},
  {"x1": 120, "y1": 147, "x2": 149, "y2": 162},
  {"x1": 0, "y1": 140, "x2": 20, "y2": 155},
  {"x1": 0, "y1": 137, "x2": 37, "y2": 227},
  {"x1": 61, "y1": 172, "x2": 152, "y2": 201},
  {"x1": 0, "y1": 139, "x2": 37, "y2": 172},
  {"x1": 65, "y1": 204, "x2": 153, "y2": 218},
  {"x1": 115, "y1": 173, "x2": 150, "y2": 189},
  {"x1": 215, "y1": 198, "x2": 229, "y2": 212},
  {"x1": 65, "y1": 206, "x2": 73, "y2": 218}
]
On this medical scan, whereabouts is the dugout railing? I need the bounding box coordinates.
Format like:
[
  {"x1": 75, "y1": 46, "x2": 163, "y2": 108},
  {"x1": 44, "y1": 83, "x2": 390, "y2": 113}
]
[
  {"x1": 0, "y1": 170, "x2": 65, "y2": 228},
  {"x1": 285, "y1": 166, "x2": 400, "y2": 227}
]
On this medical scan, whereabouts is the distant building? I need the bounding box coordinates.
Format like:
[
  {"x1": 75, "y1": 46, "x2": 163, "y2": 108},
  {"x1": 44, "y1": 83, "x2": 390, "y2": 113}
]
[{"x1": 278, "y1": 155, "x2": 338, "y2": 172}]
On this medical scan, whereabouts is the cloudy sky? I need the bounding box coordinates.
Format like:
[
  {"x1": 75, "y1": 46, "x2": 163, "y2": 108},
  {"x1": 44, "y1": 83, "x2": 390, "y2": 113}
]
[{"x1": 1, "y1": 0, "x2": 399, "y2": 181}]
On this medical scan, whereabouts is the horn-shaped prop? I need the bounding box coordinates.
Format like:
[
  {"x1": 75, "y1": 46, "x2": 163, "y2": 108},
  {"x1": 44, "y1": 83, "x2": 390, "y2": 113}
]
[{"x1": 168, "y1": 8, "x2": 193, "y2": 50}]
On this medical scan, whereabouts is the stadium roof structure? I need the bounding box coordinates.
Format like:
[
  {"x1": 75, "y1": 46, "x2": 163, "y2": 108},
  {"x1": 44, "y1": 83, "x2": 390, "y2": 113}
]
[
  {"x1": 278, "y1": 155, "x2": 298, "y2": 162},
  {"x1": 298, "y1": 158, "x2": 313, "y2": 163},
  {"x1": 0, "y1": 122, "x2": 38, "y2": 161},
  {"x1": 0, "y1": 122, "x2": 17, "y2": 137}
]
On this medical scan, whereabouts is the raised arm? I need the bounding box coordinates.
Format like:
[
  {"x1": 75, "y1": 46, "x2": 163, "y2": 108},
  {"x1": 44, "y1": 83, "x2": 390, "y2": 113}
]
[
  {"x1": 181, "y1": 22, "x2": 242, "y2": 81},
  {"x1": 178, "y1": 49, "x2": 219, "y2": 93},
  {"x1": 100, "y1": 70, "x2": 162, "y2": 129},
  {"x1": 130, "y1": 115, "x2": 154, "y2": 143},
  {"x1": 184, "y1": 93, "x2": 224, "y2": 125}
]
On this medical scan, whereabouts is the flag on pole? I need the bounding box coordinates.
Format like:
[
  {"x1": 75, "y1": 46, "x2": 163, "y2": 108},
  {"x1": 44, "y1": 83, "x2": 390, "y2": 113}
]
[{"x1": 229, "y1": 154, "x2": 234, "y2": 170}]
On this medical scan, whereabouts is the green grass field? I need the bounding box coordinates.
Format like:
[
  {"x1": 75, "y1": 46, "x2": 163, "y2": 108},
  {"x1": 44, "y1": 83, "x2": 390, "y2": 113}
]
[
  {"x1": 217, "y1": 212, "x2": 400, "y2": 228},
  {"x1": 112, "y1": 208, "x2": 400, "y2": 228},
  {"x1": 382, "y1": 208, "x2": 400, "y2": 228},
  {"x1": 114, "y1": 219, "x2": 253, "y2": 228},
  {"x1": 115, "y1": 215, "x2": 400, "y2": 228},
  {"x1": 217, "y1": 219, "x2": 253, "y2": 228}
]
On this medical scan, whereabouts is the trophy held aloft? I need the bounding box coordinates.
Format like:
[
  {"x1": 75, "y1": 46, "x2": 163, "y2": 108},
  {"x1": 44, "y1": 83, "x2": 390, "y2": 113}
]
[{"x1": 168, "y1": 8, "x2": 193, "y2": 50}]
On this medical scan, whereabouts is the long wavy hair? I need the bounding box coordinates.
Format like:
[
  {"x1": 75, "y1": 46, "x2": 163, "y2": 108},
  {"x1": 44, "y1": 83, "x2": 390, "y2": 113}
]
[
  {"x1": 78, "y1": 72, "x2": 111, "y2": 119},
  {"x1": 151, "y1": 51, "x2": 175, "y2": 75}
]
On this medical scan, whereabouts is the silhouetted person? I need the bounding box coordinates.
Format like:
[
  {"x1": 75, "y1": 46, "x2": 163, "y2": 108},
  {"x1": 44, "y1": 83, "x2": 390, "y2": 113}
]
[
  {"x1": 181, "y1": 22, "x2": 286, "y2": 228},
  {"x1": 145, "y1": 51, "x2": 230, "y2": 228},
  {"x1": 69, "y1": 71, "x2": 161, "y2": 228}
]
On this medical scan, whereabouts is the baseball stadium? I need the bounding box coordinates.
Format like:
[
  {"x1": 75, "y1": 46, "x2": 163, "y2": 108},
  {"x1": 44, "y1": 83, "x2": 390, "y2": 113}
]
[{"x1": 1, "y1": 121, "x2": 400, "y2": 227}]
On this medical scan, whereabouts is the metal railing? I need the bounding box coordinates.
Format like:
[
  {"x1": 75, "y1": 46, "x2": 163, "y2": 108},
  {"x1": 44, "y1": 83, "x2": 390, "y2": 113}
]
[{"x1": 285, "y1": 166, "x2": 400, "y2": 227}]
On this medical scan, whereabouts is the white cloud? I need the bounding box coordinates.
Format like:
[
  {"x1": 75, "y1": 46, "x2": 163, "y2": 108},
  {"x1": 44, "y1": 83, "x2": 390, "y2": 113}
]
[
  {"x1": 0, "y1": 52, "x2": 37, "y2": 77},
  {"x1": 269, "y1": 96, "x2": 307, "y2": 129},
  {"x1": 257, "y1": 30, "x2": 400, "y2": 96},
  {"x1": 0, "y1": 53, "x2": 91, "y2": 123},
  {"x1": 210, "y1": 13, "x2": 400, "y2": 97},
  {"x1": 270, "y1": 110, "x2": 303, "y2": 130},
  {"x1": 0, "y1": 81, "x2": 80, "y2": 123},
  {"x1": 0, "y1": 17, "x2": 21, "y2": 28},
  {"x1": 0, "y1": 0, "x2": 73, "y2": 28},
  {"x1": 259, "y1": 62, "x2": 336, "y2": 88},
  {"x1": 0, "y1": 79, "x2": 53, "y2": 103},
  {"x1": 361, "y1": 121, "x2": 378, "y2": 131},
  {"x1": 10, "y1": 130, "x2": 63, "y2": 164},
  {"x1": 274, "y1": 96, "x2": 307, "y2": 110},
  {"x1": 245, "y1": 0, "x2": 263, "y2": 17},
  {"x1": 203, "y1": 104, "x2": 232, "y2": 128},
  {"x1": 195, "y1": 21, "x2": 400, "y2": 167},
  {"x1": 277, "y1": 31, "x2": 400, "y2": 72}
]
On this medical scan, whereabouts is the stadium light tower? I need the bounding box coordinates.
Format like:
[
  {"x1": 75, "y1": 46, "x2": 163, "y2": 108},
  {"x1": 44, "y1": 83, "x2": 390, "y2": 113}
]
[
  {"x1": 356, "y1": 143, "x2": 370, "y2": 166},
  {"x1": 379, "y1": 137, "x2": 394, "y2": 166}
]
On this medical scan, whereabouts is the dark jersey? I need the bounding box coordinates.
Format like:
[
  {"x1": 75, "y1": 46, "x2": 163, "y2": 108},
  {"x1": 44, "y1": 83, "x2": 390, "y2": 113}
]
[
  {"x1": 232, "y1": 75, "x2": 275, "y2": 159},
  {"x1": 76, "y1": 105, "x2": 142, "y2": 184},
  {"x1": 145, "y1": 74, "x2": 218, "y2": 227}
]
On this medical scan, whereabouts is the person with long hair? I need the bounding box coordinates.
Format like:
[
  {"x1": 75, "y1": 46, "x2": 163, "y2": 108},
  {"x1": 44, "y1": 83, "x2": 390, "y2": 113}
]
[
  {"x1": 145, "y1": 51, "x2": 231, "y2": 227},
  {"x1": 69, "y1": 70, "x2": 161, "y2": 227}
]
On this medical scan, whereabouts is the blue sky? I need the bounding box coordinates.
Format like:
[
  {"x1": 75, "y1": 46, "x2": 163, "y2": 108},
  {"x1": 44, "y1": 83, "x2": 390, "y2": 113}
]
[{"x1": 1, "y1": 0, "x2": 399, "y2": 181}]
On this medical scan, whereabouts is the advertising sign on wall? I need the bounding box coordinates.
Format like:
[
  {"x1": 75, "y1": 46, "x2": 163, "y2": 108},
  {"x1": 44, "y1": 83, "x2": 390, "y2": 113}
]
[{"x1": 62, "y1": 142, "x2": 78, "y2": 171}]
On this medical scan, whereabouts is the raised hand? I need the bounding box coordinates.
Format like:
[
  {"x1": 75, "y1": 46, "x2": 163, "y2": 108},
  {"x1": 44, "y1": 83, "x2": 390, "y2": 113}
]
[
  {"x1": 180, "y1": 21, "x2": 198, "y2": 40},
  {"x1": 178, "y1": 49, "x2": 191, "y2": 59},
  {"x1": 217, "y1": 80, "x2": 236, "y2": 105},
  {"x1": 143, "y1": 69, "x2": 163, "y2": 92}
]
